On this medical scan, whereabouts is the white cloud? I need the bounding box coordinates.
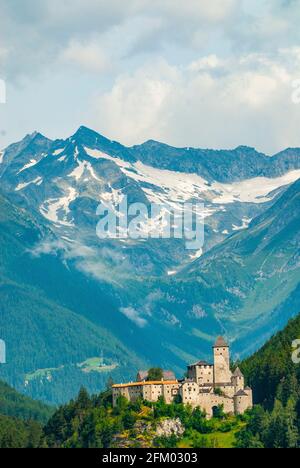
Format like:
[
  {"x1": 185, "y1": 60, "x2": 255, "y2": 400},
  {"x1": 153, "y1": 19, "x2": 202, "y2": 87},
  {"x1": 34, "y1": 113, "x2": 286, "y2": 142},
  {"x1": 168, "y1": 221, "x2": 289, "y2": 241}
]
[
  {"x1": 120, "y1": 307, "x2": 148, "y2": 328},
  {"x1": 151, "y1": 0, "x2": 238, "y2": 23},
  {"x1": 89, "y1": 49, "x2": 300, "y2": 154},
  {"x1": 1, "y1": 0, "x2": 300, "y2": 153},
  {"x1": 0, "y1": 46, "x2": 9, "y2": 66},
  {"x1": 0, "y1": 0, "x2": 298, "y2": 80},
  {"x1": 188, "y1": 55, "x2": 225, "y2": 72},
  {"x1": 60, "y1": 40, "x2": 110, "y2": 73},
  {"x1": 0, "y1": 0, "x2": 255, "y2": 78},
  {"x1": 91, "y1": 60, "x2": 176, "y2": 144},
  {"x1": 228, "y1": 0, "x2": 300, "y2": 54}
]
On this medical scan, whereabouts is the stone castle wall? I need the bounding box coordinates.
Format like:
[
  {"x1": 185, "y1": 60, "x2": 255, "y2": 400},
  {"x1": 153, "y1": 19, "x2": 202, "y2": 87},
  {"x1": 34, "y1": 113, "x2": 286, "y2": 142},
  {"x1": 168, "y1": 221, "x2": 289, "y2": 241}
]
[{"x1": 112, "y1": 337, "x2": 253, "y2": 417}]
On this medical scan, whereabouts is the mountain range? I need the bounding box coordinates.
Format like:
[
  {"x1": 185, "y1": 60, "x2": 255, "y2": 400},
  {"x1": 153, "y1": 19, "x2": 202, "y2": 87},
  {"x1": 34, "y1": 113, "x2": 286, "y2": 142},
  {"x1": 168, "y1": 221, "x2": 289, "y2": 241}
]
[{"x1": 0, "y1": 126, "x2": 299, "y2": 404}]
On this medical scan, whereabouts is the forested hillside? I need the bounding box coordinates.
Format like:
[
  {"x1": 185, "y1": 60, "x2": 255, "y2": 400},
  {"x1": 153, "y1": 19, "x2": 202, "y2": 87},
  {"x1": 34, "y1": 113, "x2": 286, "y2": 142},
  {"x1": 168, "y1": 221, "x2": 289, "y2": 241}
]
[
  {"x1": 43, "y1": 388, "x2": 245, "y2": 449},
  {"x1": 0, "y1": 379, "x2": 52, "y2": 448},
  {"x1": 0, "y1": 415, "x2": 44, "y2": 448},
  {"x1": 241, "y1": 313, "x2": 300, "y2": 409},
  {"x1": 236, "y1": 314, "x2": 300, "y2": 447},
  {"x1": 0, "y1": 379, "x2": 52, "y2": 423},
  {"x1": 1, "y1": 313, "x2": 300, "y2": 448}
]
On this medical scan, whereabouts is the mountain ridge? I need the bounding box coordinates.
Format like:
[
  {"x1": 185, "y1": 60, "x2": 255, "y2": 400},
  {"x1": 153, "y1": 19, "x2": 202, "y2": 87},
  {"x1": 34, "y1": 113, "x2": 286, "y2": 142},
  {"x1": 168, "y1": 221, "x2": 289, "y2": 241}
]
[{"x1": 5, "y1": 125, "x2": 300, "y2": 157}]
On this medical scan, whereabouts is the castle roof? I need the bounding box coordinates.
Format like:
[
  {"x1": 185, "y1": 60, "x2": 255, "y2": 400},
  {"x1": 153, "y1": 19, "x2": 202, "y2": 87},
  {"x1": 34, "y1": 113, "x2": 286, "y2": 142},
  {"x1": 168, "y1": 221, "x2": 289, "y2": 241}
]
[
  {"x1": 189, "y1": 360, "x2": 212, "y2": 367},
  {"x1": 235, "y1": 389, "x2": 248, "y2": 397},
  {"x1": 213, "y1": 336, "x2": 229, "y2": 348},
  {"x1": 233, "y1": 367, "x2": 243, "y2": 377},
  {"x1": 112, "y1": 380, "x2": 178, "y2": 389},
  {"x1": 137, "y1": 370, "x2": 176, "y2": 381}
]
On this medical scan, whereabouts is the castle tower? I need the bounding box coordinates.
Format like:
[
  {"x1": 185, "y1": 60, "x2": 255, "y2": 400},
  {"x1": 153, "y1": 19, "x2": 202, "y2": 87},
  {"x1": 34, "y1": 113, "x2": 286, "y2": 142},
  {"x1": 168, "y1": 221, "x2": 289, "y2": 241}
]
[
  {"x1": 244, "y1": 386, "x2": 253, "y2": 407},
  {"x1": 232, "y1": 367, "x2": 244, "y2": 391},
  {"x1": 234, "y1": 390, "x2": 251, "y2": 415},
  {"x1": 213, "y1": 336, "x2": 232, "y2": 384}
]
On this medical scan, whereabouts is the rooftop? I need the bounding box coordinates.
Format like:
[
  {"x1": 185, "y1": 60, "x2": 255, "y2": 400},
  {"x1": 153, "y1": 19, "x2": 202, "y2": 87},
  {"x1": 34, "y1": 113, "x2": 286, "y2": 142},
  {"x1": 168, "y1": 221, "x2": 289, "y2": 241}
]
[
  {"x1": 213, "y1": 336, "x2": 229, "y2": 348},
  {"x1": 233, "y1": 367, "x2": 243, "y2": 377},
  {"x1": 189, "y1": 360, "x2": 213, "y2": 367},
  {"x1": 112, "y1": 380, "x2": 178, "y2": 389},
  {"x1": 137, "y1": 370, "x2": 175, "y2": 381}
]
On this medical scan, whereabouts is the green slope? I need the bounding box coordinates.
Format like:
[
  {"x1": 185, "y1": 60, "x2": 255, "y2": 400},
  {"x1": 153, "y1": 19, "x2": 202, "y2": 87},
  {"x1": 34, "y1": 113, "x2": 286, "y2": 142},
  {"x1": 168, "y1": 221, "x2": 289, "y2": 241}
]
[
  {"x1": 0, "y1": 378, "x2": 52, "y2": 448},
  {"x1": 0, "y1": 414, "x2": 44, "y2": 448},
  {"x1": 234, "y1": 313, "x2": 300, "y2": 448},
  {"x1": 0, "y1": 379, "x2": 52, "y2": 423},
  {"x1": 0, "y1": 192, "x2": 145, "y2": 404},
  {"x1": 240, "y1": 312, "x2": 300, "y2": 409}
]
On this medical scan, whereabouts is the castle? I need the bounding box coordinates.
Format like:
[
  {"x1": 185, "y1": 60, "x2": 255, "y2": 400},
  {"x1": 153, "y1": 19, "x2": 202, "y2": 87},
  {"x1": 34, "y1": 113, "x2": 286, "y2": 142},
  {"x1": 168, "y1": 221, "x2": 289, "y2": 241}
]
[{"x1": 112, "y1": 337, "x2": 253, "y2": 418}]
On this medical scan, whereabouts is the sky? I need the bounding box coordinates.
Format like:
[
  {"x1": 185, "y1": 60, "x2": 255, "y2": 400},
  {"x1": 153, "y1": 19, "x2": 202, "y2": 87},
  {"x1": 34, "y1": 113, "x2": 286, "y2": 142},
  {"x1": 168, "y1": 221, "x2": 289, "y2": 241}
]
[{"x1": 1, "y1": 0, "x2": 300, "y2": 154}]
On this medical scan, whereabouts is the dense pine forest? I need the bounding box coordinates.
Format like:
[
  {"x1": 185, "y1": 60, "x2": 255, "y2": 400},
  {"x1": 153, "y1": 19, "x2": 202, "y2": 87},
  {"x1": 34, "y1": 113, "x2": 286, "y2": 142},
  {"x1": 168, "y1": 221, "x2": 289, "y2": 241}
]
[
  {"x1": 0, "y1": 380, "x2": 52, "y2": 422},
  {"x1": 0, "y1": 380, "x2": 53, "y2": 448},
  {"x1": 1, "y1": 312, "x2": 300, "y2": 448},
  {"x1": 236, "y1": 313, "x2": 300, "y2": 448}
]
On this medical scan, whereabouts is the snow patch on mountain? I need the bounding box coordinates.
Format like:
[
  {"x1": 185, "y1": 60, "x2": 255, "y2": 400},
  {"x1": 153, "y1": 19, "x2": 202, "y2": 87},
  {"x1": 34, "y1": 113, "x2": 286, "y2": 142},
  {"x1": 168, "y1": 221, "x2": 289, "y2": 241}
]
[
  {"x1": 68, "y1": 160, "x2": 87, "y2": 181},
  {"x1": 68, "y1": 159, "x2": 102, "y2": 183},
  {"x1": 84, "y1": 147, "x2": 130, "y2": 169},
  {"x1": 212, "y1": 171, "x2": 300, "y2": 204},
  {"x1": 53, "y1": 148, "x2": 65, "y2": 156},
  {"x1": 84, "y1": 146, "x2": 300, "y2": 207},
  {"x1": 123, "y1": 161, "x2": 209, "y2": 203},
  {"x1": 40, "y1": 187, "x2": 77, "y2": 226},
  {"x1": 100, "y1": 185, "x2": 124, "y2": 205},
  {"x1": 18, "y1": 159, "x2": 38, "y2": 174},
  {"x1": 16, "y1": 177, "x2": 43, "y2": 191}
]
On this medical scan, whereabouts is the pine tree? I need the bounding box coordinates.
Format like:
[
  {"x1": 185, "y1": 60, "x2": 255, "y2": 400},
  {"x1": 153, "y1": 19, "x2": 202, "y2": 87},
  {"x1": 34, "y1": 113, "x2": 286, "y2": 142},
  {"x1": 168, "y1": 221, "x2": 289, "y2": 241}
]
[
  {"x1": 76, "y1": 387, "x2": 91, "y2": 410},
  {"x1": 284, "y1": 398, "x2": 298, "y2": 448}
]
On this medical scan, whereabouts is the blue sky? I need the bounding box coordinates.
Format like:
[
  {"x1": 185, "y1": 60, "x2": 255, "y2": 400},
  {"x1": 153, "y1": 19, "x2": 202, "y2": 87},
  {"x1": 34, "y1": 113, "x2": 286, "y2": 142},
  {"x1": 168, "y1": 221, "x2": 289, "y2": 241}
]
[{"x1": 1, "y1": 0, "x2": 300, "y2": 154}]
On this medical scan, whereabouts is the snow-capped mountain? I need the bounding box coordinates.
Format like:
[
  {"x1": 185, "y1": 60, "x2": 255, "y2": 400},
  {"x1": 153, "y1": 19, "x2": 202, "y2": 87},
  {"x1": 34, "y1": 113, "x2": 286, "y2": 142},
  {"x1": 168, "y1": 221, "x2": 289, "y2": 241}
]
[{"x1": 1, "y1": 126, "x2": 300, "y2": 277}]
